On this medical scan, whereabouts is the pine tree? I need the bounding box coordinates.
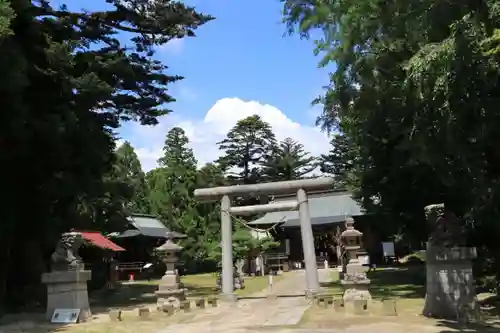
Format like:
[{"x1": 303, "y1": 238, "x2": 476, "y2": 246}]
[
  {"x1": 264, "y1": 137, "x2": 317, "y2": 181},
  {"x1": 113, "y1": 141, "x2": 149, "y2": 214},
  {"x1": 149, "y1": 127, "x2": 198, "y2": 228},
  {"x1": 217, "y1": 115, "x2": 276, "y2": 184}
]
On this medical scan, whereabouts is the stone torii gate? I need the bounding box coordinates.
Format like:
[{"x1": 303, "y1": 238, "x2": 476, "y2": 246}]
[{"x1": 194, "y1": 177, "x2": 335, "y2": 301}]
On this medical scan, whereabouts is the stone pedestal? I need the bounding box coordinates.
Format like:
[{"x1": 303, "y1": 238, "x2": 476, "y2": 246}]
[
  {"x1": 340, "y1": 218, "x2": 371, "y2": 302},
  {"x1": 41, "y1": 270, "x2": 92, "y2": 321},
  {"x1": 422, "y1": 243, "x2": 479, "y2": 320},
  {"x1": 341, "y1": 279, "x2": 371, "y2": 301},
  {"x1": 154, "y1": 232, "x2": 187, "y2": 309},
  {"x1": 341, "y1": 260, "x2": 372, "y2": 301},
  {"x1": 155, "y1": 270, "x2": 187, "y2": 309}
]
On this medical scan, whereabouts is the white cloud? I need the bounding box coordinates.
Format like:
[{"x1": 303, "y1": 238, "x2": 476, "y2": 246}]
[{"x1": 122, "y1": 97, "x2": 331, "y2": 172}]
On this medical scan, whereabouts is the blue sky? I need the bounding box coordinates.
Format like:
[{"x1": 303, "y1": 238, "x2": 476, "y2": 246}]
[{"x1": 59, "y1": 0, "x2": 332, "y2": 170}]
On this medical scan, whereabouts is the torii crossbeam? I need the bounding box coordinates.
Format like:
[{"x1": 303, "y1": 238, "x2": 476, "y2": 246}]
[{"x1": 194, "y1": 177, "x2": 335, "y2": 301}]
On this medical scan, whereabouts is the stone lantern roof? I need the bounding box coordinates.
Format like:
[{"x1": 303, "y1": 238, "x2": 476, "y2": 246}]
[
  {"x1": 156, "y1": 231, "x2": 183, "y2": 252},
  {"x1": 341, "y1": 217, "x2": 363, "y2": 238}
]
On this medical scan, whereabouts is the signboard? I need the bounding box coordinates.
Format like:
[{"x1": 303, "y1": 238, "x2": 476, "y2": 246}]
[
  {"x1": 382, "y1": 242, "x2": 395, "y2": 257},
  {"x1": 358, "y1": 255, "x2": 370, "y2": 266},
  {"x1": 51, "y1": 309, "x2": 80, "y2": 324},
  {"x1": 285, "y1": 239, "x2": 290, "y2": 255}
]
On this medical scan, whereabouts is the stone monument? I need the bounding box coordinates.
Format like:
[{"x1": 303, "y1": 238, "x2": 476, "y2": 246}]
[
  {"x1": 216, "y1": 263, "x2": 245, "y2": 291},
  {"x1": 340, "y1": 217, "x2": 371, "y2": 301},
  {"x1": 41, "y1": 231, "x2": 92, "y2": 321},
  {"x1": 422, "y1": 203, "x2": 479, "y2": 322},
  {"x1": 155, "y1": 231, "x2": 186, "y2": 309},
  {"x1": 235, "y1": 259, "x2": 245, "y2": 289}
]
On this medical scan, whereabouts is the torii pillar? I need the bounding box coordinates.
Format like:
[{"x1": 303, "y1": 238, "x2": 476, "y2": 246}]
[{"x1": 194, "y1": 177, "x2": 335, "y2": 301}]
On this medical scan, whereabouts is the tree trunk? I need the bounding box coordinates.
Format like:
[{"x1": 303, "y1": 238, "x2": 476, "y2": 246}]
[{"x1": 0, "y1": 231, "x2": 13, "y2": 317}]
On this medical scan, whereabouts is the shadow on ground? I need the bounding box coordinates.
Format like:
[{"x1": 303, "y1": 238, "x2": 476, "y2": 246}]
[
  {"x1": 367, "y1": 266, "x2": 426, "y2": 299},
  {"x1": 89, "y1": 281, "x2": 216, "y2": 313},
  {"x1": 318, "y1": 265, "x2": 425, "y2": 299},
  {"x1": 238, "y1": 294, "x2": 305, "y2": 300},
  {"x1": 436, "y1": 320, "x2": 500, "y2": 333},
  {"x1": 0, "y1": 313, "x2": 70, "y2": 333},
  {"x1": 0, "y1": 281, "x2": 216, "y2": 333}
]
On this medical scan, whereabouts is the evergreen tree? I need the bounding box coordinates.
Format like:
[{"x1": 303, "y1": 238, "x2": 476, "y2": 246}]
[
  {"x1": 148, "y1": 127, "x2": 209, "y2": 271},
  {"x1": 217, "y1": 115, "x2": 276, "y2": 184},
  {"x1": 150, "y1": 127, "x2": 198, "y2": 229},
  {"x1": 264, "y1": 137, "x2": 317, "y2": 181},
  {"x1": 0, "y1": 0, "x2": 212, "y2": 309},
  {"x1": 113, "y1": 141, "x2": 149, "y2": 214},
  {"x1": 282, "y1": 0, "x2": 500, "y2": 290},
  {"x1": 319, "y1": 134, "x2": 358, "y2": 187}
]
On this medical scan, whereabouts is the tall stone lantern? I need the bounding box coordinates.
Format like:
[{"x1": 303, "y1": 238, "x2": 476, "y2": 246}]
[
  {"x1": 155, "y1": 231, "x2": 186, "y2": 309},
  {"x1": 340, "y1": 217, "x2": 371, "y2": 301}
]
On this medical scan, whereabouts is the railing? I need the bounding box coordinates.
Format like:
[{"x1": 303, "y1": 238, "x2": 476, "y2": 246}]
[
  {"x1": 265, "y1": 252, "x2": 289, "y2": 271},
  {"x1": 116, "y1": 262, "x2": 145, "y2": 272}
]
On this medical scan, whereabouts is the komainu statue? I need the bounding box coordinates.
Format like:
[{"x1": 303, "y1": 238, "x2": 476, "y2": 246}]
[
  {"x1": 426, "y1": 203, "x2": 466, "y2": 247},
  {"x1": 51, "y1": 232, "x2": 84, "y2": 271}
]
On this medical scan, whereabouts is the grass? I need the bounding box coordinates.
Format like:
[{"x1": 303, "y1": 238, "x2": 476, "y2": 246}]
[
  {"x1": 303, "y1": 265, "x2": 500, "y2": 332},
  {"x1": 0, "y1": 272, "x2": 283, "y2": 333},
  {"x1": 301, "y1": 265, "x2": 429, "y2": 329},
  {"x1": 318, "y1": 266, "x2": 426, "y2": 300},
  {"x1": 400, "y1": 251, "x2": 426, "y2": 264},
  {"x1": 139, "y1": 272, "x2": 283, "y2": 297},
  {"x1": 81, "y1": 272, "x2": 281, "y2": 313}
]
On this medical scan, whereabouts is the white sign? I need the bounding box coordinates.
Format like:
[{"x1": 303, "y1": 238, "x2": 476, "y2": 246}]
[
  {"x1": 51, "y1": 309, "x2": 81, "y2": 324},
  {"x1": 382, "y1": 242, "x2": 395, "y2": 257},
  {"x1": 358, "y1": 255, "x2": 370, "y2": 266}
]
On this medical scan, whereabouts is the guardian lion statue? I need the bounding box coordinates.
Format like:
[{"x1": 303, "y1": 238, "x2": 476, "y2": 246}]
[{"x1": 51, "y1": 232, "x2": 84, "y2": 271}]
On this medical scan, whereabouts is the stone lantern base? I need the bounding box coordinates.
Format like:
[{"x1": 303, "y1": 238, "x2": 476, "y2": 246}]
[
  {"x1": 341, "y1": 279, "x2": 372, "y2": 301},
  {"x1": 155, "y1": 268, "x2": 186, "y2": 309}
]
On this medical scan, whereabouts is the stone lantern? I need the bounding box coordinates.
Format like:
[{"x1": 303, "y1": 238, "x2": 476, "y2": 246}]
[
  {"x1": 340, "y1": 217, "x2": 371, "y2": 301},
  {"x1": 154, "y1": 231, "x2": 186, "y2": 309},
  {"x1": 341, "y1": 217, "x2": 364, "y2": 266}
]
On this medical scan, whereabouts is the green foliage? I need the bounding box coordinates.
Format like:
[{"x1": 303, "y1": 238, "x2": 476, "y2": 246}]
[
  {"x1": 264, "y1": 137, "x2": 317, "y2": 181},
  {"x1": 113, "y1": 141, "x2": 149, "y2": 214},
  {"x1": 0, "y1": 0, "x2": 14, "y2": 37},
  {"x1": 0, "y1": 0, "x2": 212, "y2": 311},
  {"x1": 149, "y1": 127, "x2": 198, "y2": 229},
  {"x1": 319, "y1": 134, "x2": 357, "y2": 188},
  {"x1": 281, "y1": 0, "x2": 500, "y2": 274},
  {"x1": 217, "y1": 115, "x2": 276, "y2": 184},
  {"x1": 146, "y1": 127, "x2": 208, "y2": 270},
  {"x1": 207, "y1": 227, "x2": 280, "y2": 265}
]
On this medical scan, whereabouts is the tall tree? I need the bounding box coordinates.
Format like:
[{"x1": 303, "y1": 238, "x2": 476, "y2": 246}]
[
  {"x1": 149, "y1": 127, "x2": 208, "y2": 271},
  {"x1": 195, "y1": 163, "x2": 229, "y2": 270},
  {"x1": 150, "y1": 127, "x2": 198, "y2": 228},
  {"x1": 113, "y1": 141, "x2": 149, "y2": 214},
  {"x1": 0, "y1": 0, "x2": 212, "y2": 310},
  {"x1": 264, "y1": 137, "x2": 317, "y2": 181},
  {"x1": 281, "y1": 0, "x2": 500, "y2": 279},
  {"x1": 319, "y1": 134, "x2": 358, "y2": 188},
  {"x1": 217, "y1": 115, "x2": 276, "y2": 184}
]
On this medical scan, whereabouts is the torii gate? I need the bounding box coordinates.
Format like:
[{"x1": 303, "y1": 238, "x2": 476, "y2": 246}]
[{"x1": 193, "y1": 177, "x2": 335, "y2": 301}]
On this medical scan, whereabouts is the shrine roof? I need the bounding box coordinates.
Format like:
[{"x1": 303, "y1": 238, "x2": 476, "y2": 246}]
[
  {"x1": 79, "y1": 231, "x2": 125, "y2": 251},
  {"x1": 109, "y1": 214, "x2": 185, "y2": 239},
  {"x1": 247, "y1": 190, "x2": 364, "y2": 227}
]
